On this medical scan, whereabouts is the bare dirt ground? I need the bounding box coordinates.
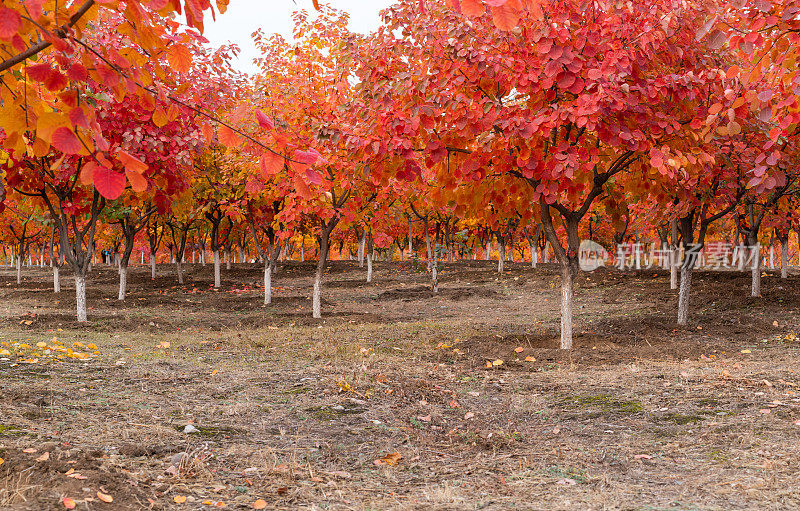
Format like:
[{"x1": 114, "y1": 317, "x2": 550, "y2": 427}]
[{"x1": 1, "y1": 259, "x2": 799, "y2": 510}]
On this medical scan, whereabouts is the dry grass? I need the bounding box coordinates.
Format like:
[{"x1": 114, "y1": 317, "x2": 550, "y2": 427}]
[{"x1": 0, "y1": 261, "x2": 799, "y2": 509}]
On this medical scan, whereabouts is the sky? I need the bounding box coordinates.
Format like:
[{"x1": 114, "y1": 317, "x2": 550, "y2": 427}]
[{"x1": 202, "y1": 0, "x2": 397, "y2": 74}]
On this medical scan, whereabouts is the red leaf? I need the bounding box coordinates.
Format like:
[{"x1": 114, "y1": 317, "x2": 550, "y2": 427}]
[
  {"x1": 0, "y1": 7, "x2": 21, "y2": 40},
  {"x1": 293, "y1": 174, "x2": 313, "y2": 200},
  {"x1": 219, "y1": 125, "x2": 242, "y2": 147},
  {"x1": 260, "y1": 152, "x2": 284, "y2": 177},
  {"x1": 92, "y1": 165, "x2": 126, "y2": 200},
  {"x1": 293, "y1": 149, "x2": 321, "y2": 165},
  {"x1": 256, "y1": 111, "x2": 274, "y2": 130},
  {"x1": 44, "y1": 70, "x2": 68, "y2": 91},
  {"x1": 27, "y1": 63, "x2": 52, "y2": 82},
  {"x1": 68, "y1": 108, "x2": 90, "y2": 129},
  {"x1": 51, "y1": 127, "x2": 82, "y2": 154}
]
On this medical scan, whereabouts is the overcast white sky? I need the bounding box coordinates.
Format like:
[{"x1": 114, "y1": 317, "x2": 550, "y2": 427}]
[{"x1": 202, "y1": 0, "x2": 397, "y2": 73}]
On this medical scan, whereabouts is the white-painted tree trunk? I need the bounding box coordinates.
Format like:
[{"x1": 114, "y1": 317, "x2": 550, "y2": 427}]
[
  {"x1": 677, "y1": 265, "x2": 693, "y2": 325},
  {"x1": 150, "y1": 251, "x2": 157, "y2": 280},
  {"x1": 560, "y1": 265, "x2": 574, "y2": 349},
  {"x1": 214, "y1": 250, "x2": 221, "y2": 288},
  {"x1": 53, "y1": 266, "x2": 60, "y2": 293},
  {"x1": 408, "y1": 221, "x2": 414, "y2": 259},
  {"x1": 118, "y1": 266, "x2": 128, "y2": 301},
  {"x1": 781, "y1": 239, "x2": 789, "y2": 279},
  {"x1": 366, "y1": 252, "x2": 373, "y2": 283},
  {"x1": 225, "y1": 248, "x2": 231, "y2": 270},
  {"x1": 751, "y1": 244, "x2": 761, "y2": 297},
  {"x1": 358, "y1": 231, "x2": 366, "y2": 267},
  {"x1": 300, "y1": 244, "x2": 304, "y2": 262},
  {"x1": 177, "y1": 259, "x2": 184, "y2": 285},
  {"x1": 770, "y1": 246, "x2": 774, "y2": 269},
  {"x1": 75, "y1": 275, "x2": 87, "y2": 322},
  {"x1": 16, "y1": 255, "x2": 21, "y2": 284},
  {"x1": 544, "y1": 242, "x2": 550, "y2": 263},
  {"x1": 264, "y1": 262, "x2": 272, "y2": 305},
  {"x1": 497, "y1": 242, "x2": 505, "y2": 273}
]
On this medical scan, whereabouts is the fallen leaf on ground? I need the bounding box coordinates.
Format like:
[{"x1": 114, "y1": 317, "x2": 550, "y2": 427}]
[
  {"x1": 514, "y1": 347, "x2": 524, "y2": 353},
  {"x1": 174, "y1": 495, "x2": 187, "y2": 503},
  {"x1": 252, "y1": 500, "x2": 267, "y2": 509},
  {"x1": 36, "y1": 452, "x2": 49, "y2": 462},
  {"x1": 634, "y1": 454, "x2": 653, "y2": 460},
  {"x1": 525, "y1": 356, "x2": 536, "y2": 362},
  {"x1": 97, "y1": 491, "x2": 113, "y2": 503},
  {"x1": 382, "y1": 452, "x2": 402, "y2": 465},
  {"x1": 62, "y1": 498, "x2": 76, "y2": 509}
]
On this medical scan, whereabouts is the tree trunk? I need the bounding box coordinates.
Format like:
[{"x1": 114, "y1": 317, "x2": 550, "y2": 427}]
[
  {"x1": 670, "y1": 219, "x2": 679, "y2": 290},
  {"x1": 408, "y1": 220, "x2": 413, "y2": 259},
  {"x1": 559, "y1": 263, "x2": 575, "y2": 349},
  {"x1": 53, "y1": 265, "x2": 60, "y2": 293},
  {"x1": 781, "y1": 236, "x2": 789, "y2": 279},
  {"x1": 312, "y1": 227, "x2": 334, "y2": 319},
  {"x1": 366, "y1": 252, "x2": 373, "y2": 282},
  {"x1": 214, "y1": 250, "x2": 221, "y2": 288},
  {"x1": 177, "y1": 259, "x2": 184, "y2": 284},
  {"x1": 150, "y1": 250, "x2": 157, "y2": 280},
  {"x1": 225, "y1": 248, "x2": 231, "y2": 270},
  {"x1": 751, "y1": 244, "x2": 761, "y2": 297},
  {"x1": 16, "y1": 255, "x2": 21, "y2": 284},
  {"x1": 118, "y1": 265, "x2": 128, "y2": 301},
  {"x1": 497, "y1": 236, "x2": 505, "y2": 273},
  {"x1": 544, "y1": 242, "x2": 550, "y2": 263},
  {"x1": 264, "y1": 261, "x2": 272, "y2": 305},
  {"x1": 677, "y1": 264, "x2": 693, "y2": 326},
  {"x1": 75, "y1": 274, "x2": 87, "y2": 322},
  {"x1": 358, "y1": 230, "x2": 366, "y2": 267}
]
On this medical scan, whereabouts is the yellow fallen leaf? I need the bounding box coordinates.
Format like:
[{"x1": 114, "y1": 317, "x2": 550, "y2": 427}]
[
  {"x1": 36, "y1": 342, "x2": 47, "y2": 348},
  {"x1": 524, "y1": 356, "x2": 536, "y2": 362},
  {"x1": 97, "y1": 491, "x2": 113, "y2": 503},
  {"x1": 382, "y1": 451, "x2": 402, "y2": 465},
  {"x1": 514, "y1": 347, "x2": 524, "y2": 353},
  {"x1": 87, "y1": 343, "x2": 98, "y2": 350},
  {"x1": 0, "y1": 457, "x2": 4, "y2": 466},
  {"x1": 485, "y1": 360, "x2": 493, "y2": 368},
  {"x1": 23, "y1": 448, "x2": 37, "y2": 453},
  {"x1": 63, "y1": 497, "x2": 76, "y2": 509},
  {"x1": 174, "y1": 495, "x2": 187, "y2": 503},
  {"x1": 252, "y1": 500, "x2": 268, "y2": 509},
  {"x1": 158, "y1": 341, "x2": 171, "y2": 349},
  {"x1": 492, "y1": 359, "x2": 503, "y2": 367},
  {"x1": 741, "y1": 349, "x2": 751, "y2": 354},
  {"x1": 211, "y1": 369, "x2": 219, "y2": 376},
  {"x1": 36, "y1": 452, "x2": 50, "y2": 462}
]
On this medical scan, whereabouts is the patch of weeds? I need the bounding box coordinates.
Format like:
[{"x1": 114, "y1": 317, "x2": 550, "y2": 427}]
[
  {"x1": 283, "y1": 387, "x2": 311, "y2": 395},
  {"x1": 305, "y1": 404, "x2": 366, "y2": 421},
  {"x1": 657, "y1": 413, "x2": 705, "y2": 425},
  {"x1": 696, "y1": 398, "x2": 719, "y2": 407},
  {"x1": 409, "y1": 417, "x2": 427, "y2": 429},
  {"x1": 708, "y1": 449, "x2": 729, "y2": 463},
  {"x1": 0, "y1": 424, "x2": 23, "y2": 436},
  {"x1": 543, "y1": 465, "x2": 588, "y2": 483},
  {"x1": 562, "y1": 394, "x2": 644, "y2": 415},
  {"x1": 174, "y1": 424, "x2": 241, "y2": 437}
]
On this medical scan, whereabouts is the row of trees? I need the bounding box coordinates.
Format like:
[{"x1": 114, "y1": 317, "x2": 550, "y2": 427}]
[{"x1": 0, "y1": 0, "x2": 798, "y2": 348}]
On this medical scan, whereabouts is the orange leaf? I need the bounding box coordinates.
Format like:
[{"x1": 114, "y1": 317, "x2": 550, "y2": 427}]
[
  {"x1": 219, "y1": 126, "x2": 242, "y2": 147},
  {"x1": 167, "y1": 44, "x2": 192, "y2": 73},
  {"x1": 62, "y1": 498, "x2": 76, "y2": 510},
  {"x1": 97, "y1": 491, "x2": 113, "y2": 503},
  {"x1": 152, "y1": 108, "x2": 169, "y2": 128},
  {"x1": 260, "y1": 152, "x2": 284, "y2": 177},
  {"x1": 491, "y1": 4, "x2": 519, "y2": 31},
  {"x1": 126, "y1": 169, "x2": 148, "y2": 192},
  {"x1": 252, "y1": 500, "x2": 268, "y2": 509},
  {"x1": 117, "y1": 150, "x2": 148, "y2": 174},
  {"x1": 382, "y1": 452, "x2": 402, "y2": 465},
  {"x1": 461, "y1": 0, "x2": 485, "y2": 16},
  {"x1": 174, "y1": 495, "x2": 187, "y2": 503}
]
